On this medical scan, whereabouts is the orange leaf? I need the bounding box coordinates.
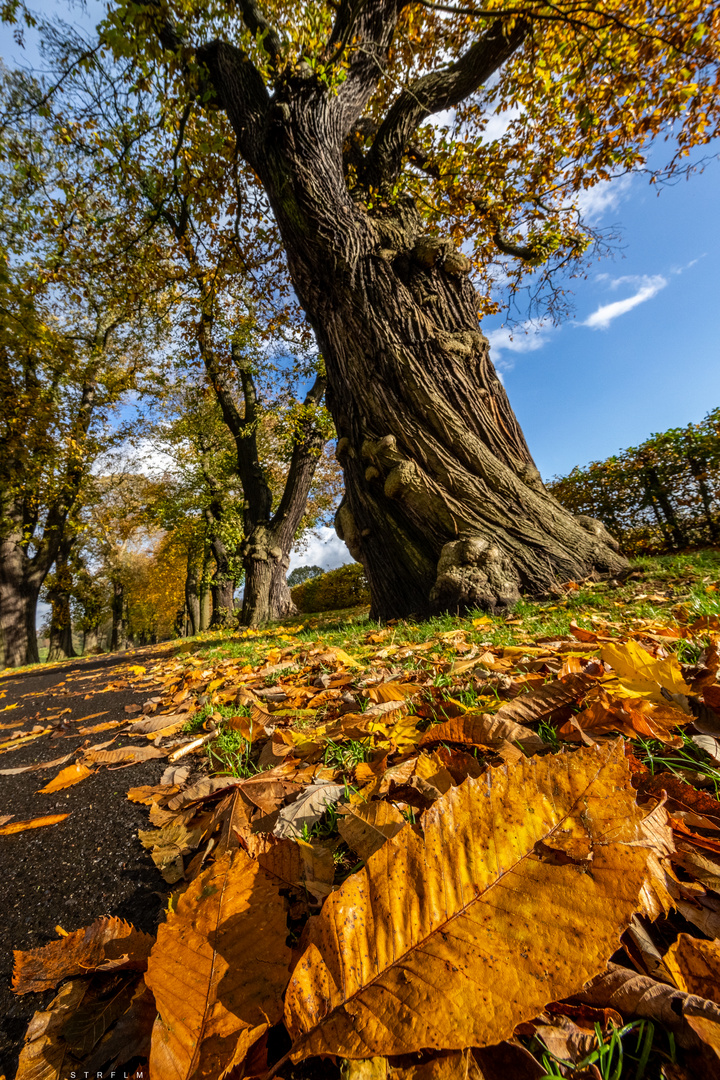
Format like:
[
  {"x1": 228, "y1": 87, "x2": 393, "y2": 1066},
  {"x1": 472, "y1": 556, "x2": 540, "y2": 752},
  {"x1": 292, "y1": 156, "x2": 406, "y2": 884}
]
[{"x1": 0, "y1": 813, "x2": 69, "y2": 835}]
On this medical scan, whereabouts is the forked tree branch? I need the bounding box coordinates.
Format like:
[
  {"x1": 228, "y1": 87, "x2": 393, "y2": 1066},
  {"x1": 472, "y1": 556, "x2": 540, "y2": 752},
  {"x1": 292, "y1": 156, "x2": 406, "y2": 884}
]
[{"x1": 363, "y1": 17, "x2": 528, "y2": 188}]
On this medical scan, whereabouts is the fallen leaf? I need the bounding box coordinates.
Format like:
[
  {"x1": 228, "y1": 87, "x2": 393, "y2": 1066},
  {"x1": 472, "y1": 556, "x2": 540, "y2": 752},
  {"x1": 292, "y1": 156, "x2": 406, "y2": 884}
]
[
  {"x1": 78, "y1": 720, "x2": 125, "y2": 734},
  {"x1": 665, "y1": 934, "x2": 720, "y2": 1003},
  {"x1": 257, "y1": 837, "x2": 336, "y2": 900},
  {"x1": 493, "y1": 673, "x2": 595, "y2": 726},
  {"x1": 338, "y1": 801, "x2": 406, "y2": 861},
  {"x1": 13, "y1": 917, "x2": 154, "y2": 993},
  {"x1": 284, "y1": 741, "x2": 651, "y2": 1061},
  {"x1": 37, "y1": 762, "x2": 93, "y2": 793},
  {"x1": 419, "y1": 713, "x2": 545, "y2": 755},
  {"x1": 274, "y1": 780, "x2": 345, "y2": 839},
  {"x1": 0, "y1": 728, "x2": 51, "y2": 753},
  {"x1": 145, "y1": 849, "x2": 291, "y2": 1080},
  {"x1": 160, "y1": 764, "x2": 191, "y2": 787},
  {"x1": 0, "y1": 753, "x2": 73, "y2": 776},
  {"x1": 82, "y1": 745, "x2": 166, "y2": 766},
  {"x1": 127, "y1": 712, "x2": 187, "y2": 735},
  {"x1": 75, "y1": 979, "x2": 156, "y2": 1074},
  {"x1": 14, "y1": 978, "x2": 86, "y2": 1079},
  {"x1": 0, "y1": 813, "x2": 70, "y2": 835},
  {"x1": 601, "y1": 639, "x2": 691, "y2": 702},
  {"x1": 576, "y1": 962, "x2": 720, "y2": 1049}
]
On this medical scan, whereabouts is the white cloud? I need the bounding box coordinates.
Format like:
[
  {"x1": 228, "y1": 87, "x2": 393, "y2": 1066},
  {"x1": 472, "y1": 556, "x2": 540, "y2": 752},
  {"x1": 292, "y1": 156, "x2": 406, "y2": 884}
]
[
  {"x1": 486, "y1": 319, "x2": 556, "y2": 369},
  {"x1": 582, "y1": 274, "x2": 667, "y2": 330},
  {"x1": 480, "y1": 104, "x2": 522, "y2": 143},
  {"x1": 575, "y1": 174, "x2": 633, "y2": 224},
  {"x1": 92, "y1": 439, "x2": 179, "y2": 479},
  {"x1": 289, "y1": 526, "x2": 353, "y2": 574}
]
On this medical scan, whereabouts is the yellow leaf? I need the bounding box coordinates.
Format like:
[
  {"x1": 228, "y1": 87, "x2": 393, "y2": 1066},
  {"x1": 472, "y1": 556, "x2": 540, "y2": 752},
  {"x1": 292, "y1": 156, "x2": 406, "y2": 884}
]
[
  {"x1": 0, "y1": 813, "x2": 70, "y2": 835},
  {"x1": 145, "y1": 849, "x2": 291, "y2": 1080},
  {"x1": 284, "y1": 741, "x2": 650, "y2": 1061},
  {"x1": 129, "y1": 665, "x2": 147, "y2": 676},
  {"x1": 665, "y1": 934, "x2": 720, "y2": 1003},
  {"x1": 0, "y1": 728, "x2": 51, "y2": 754},
  {"x1": 601, "y1": 639, "x2": 691, "y2": 702},
  {"x1": 37, "y1": 763, "x2": 93, "y2": 793},
  {"x1": 338, "y1": 801, "x2": 406, "y2": 861}
]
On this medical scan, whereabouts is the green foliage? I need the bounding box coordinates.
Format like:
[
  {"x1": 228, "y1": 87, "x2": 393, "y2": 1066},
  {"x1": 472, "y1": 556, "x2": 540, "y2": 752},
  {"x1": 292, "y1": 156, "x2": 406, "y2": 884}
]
[
  {"x1": 287, "y1": 564, "x2": 324, "y2": 587},
  {"x1": 291, "y1": 562, "x2": 370, "y2": 613},
  {"x1": 548, "y1": 408, "x2": 720, "y2": 555}
]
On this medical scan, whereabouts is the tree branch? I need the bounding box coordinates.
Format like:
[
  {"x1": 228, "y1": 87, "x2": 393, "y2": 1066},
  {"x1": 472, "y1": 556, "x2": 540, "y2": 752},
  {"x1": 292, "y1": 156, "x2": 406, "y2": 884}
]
[
  {"x1": 236, "y1": 0, "x2": 283, "y2": 68},
  {"x1": 271, "y1": 373, "x2": 328, "y2": 542},
  {"x1": 363, "y1": 17, "x2": 528, "y2": 188}
]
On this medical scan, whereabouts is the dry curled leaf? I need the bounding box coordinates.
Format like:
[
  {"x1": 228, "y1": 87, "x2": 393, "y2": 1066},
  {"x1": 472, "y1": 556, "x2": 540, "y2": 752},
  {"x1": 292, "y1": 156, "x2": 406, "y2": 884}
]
[
  {"x1": 13, "y1": 917, "x2": 154, "y2": 994},
  {"x1": 493, "y1": 673, "x2": 595, "y2": 726},
  {"x1": 273, "y1": 780, "x2": 345, "y2": 840},
  {"x1": 0, "y1": 813, "x2": 70, "y2": 835},
  {"x1": 145, "y1": 849, "x2": 291, "y2": 1080},
  {"x1": 0, "y1": 753, "x2": 73, "y2": 776},
  {"x1": 576, "y1": 962, "x2": 720, "y2": 1048},
  {"x1": 419, "y1": 713, "x2": 544, "y2": 754},
  {"x1": 15, "y1": 979, "x2": 86, "y2": 1080},
  {"x1": 83, "y1": 745, "x2": 166, "y2": 766},
  {"x1": 284, "y1": 741, "x2": 651, "y2": 1062}
]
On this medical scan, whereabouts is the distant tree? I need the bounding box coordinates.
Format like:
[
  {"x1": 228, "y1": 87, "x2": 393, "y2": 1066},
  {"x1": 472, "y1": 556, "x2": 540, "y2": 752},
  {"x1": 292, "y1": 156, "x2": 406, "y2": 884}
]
[
  {"x1": 0, "y1": 67, "x2": 167, "y2": 665},
  {"x1": 287, "y1": 565, "x2": 325, "y2": 588}
]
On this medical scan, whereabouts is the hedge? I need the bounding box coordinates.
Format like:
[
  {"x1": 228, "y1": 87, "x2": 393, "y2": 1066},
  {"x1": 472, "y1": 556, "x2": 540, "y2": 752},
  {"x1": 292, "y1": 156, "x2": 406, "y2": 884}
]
[
  {"x1": 291, "y1": 562, "x2": 370, "y2": 612},
  {"x1": 548, "y1": 408, "x2": 720, "y2": 556}
]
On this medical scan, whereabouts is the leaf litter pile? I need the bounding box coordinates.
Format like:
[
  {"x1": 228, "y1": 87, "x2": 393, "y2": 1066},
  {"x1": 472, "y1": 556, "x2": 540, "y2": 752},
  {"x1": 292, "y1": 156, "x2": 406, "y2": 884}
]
[{"x1": 6, "y1": 555, "x2": 720, "y2": 1079}]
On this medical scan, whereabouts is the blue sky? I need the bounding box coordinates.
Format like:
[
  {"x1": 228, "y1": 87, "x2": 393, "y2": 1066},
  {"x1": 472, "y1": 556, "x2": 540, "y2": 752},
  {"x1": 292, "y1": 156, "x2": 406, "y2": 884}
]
[{"x1": 483, "y1": 158, "x2": 720, "y2": 480}]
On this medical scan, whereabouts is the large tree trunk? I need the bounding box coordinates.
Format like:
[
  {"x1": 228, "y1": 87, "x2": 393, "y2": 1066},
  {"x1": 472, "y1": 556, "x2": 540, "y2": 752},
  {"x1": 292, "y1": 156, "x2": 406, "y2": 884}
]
[
  {"x1": 207, "y1": 81, "x2": 627, "y2": 620},
  {"x1": 0, "y1": 537, "x2": 40, "y2": 667},
  {"x1": 281, "y1": 211, "x2": 627, "y2": 620}
]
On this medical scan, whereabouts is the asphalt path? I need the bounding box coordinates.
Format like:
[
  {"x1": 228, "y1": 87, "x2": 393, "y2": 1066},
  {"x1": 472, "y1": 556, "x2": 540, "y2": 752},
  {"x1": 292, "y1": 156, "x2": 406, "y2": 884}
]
[{"x1": 0, "y1": 647, "x2": 174, "y2": 1076}]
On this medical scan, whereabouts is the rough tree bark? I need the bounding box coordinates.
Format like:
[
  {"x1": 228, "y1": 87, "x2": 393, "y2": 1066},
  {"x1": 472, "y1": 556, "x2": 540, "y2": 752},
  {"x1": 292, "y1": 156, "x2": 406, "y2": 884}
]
[
  {"x1": 0, "y1": 533, "x2": 41, "y2": 667},
  {"x1": 185, "y1": 546, "x2": 201, "y2": 636},
  {"x1": 152, "y1": 1, "x2": 628, "y2": 620},
  {"x1": 109, "y1": 575, "x2": 126, "y2": 652},
  {"x1": 46, "y1": 537, "x2": 77, "y2": 662}
]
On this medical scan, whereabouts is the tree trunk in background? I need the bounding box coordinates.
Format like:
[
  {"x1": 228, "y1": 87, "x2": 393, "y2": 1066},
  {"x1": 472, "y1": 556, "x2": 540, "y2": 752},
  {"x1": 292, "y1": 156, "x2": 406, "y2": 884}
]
[
  {"x1": 0, "y1": 536, "x2": 40, "y2": 666},
  {"x1": 208, "y1": 71, "x2": 627, "y2": 621},
  {"x1": 47, "y1": 538, "x2": 77, "y2": 662},
  {"x1": 688, "y1": 456, "x2": 719, "y2": 541},
  {"x1": 83, "y1": 627, "x2": 100, "y2": 653},
  {"x1": 185, "y1": 549, "x2": 201, "y2": 636},
  {"x1": 207, "y1": 534, "x2": 236, "y2": 629},
  {"x1": 110, "y1": 577, "x2": 125, "y2": 652},
  {"x1": 242, "y1": 544, "x2": 298, "y2": 626}
]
